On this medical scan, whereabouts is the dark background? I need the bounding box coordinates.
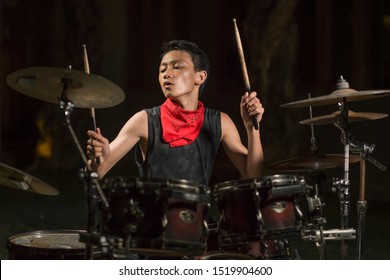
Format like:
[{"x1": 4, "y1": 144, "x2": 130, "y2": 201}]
[{"x1": 0, "y1": 0, "x2": 389, "y2": 259}]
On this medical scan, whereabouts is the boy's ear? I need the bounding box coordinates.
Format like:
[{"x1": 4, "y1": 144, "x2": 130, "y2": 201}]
[{"x1": 195, "y1": 70, "x2": 207, "y2": 85}]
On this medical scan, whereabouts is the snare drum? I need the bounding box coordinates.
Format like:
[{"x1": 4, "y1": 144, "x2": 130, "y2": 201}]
[
  {"x1": 7, "y1": 230, "x2": 86, "y2": 259},
  {"x1": 214, "y1": 174, "x2": 307, "y2": 245},
  {"x1": 100, "y1": 177, "x2": 210, "y2": 256}
]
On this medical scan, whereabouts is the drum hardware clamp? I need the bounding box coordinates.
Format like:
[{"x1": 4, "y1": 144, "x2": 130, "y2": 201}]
[{"x1": 302, "y1": 228, "x2": 356, "y2": 242}]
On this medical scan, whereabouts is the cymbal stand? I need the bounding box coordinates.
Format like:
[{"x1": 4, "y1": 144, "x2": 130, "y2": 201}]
[
  {"x1": 308, "y1": 94, "x2": 318, "y2": 153},
  {"x1": 350, "y1": 141, "x2": 386, "y2": 260},
  {"x1": 306, "y1": 94, "x2": 327, "y2": 259},
  {"x1": 333, "y1": 97, "x2": 353, "y2": 259},
  {"x1": 58, "y1": 77, "x2": 110, "y2": 259}
]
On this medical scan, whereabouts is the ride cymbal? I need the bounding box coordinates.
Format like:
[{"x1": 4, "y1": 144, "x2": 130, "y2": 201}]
[
  {"x1": 300, "y1": 110, "x2": 388, "y2": 125},
  {"x1": 6, "y1": 67, "x2": 125, "y2": 108},
  {"x1": 268, "y1": 153, "x2": 361, "y2": 172},
  {"x1": 0, "y1": 162, "x2": 59, "y2": 195},
  {"x1": 280, "y1": 88, "x2": 390, "y2": 108}
]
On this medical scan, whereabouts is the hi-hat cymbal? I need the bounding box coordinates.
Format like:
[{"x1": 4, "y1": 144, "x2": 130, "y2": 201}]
[
  {"x1": 300, "y1": 110, "x2": 388, "y2": 125},
  {"x1": 6, "y1": 67, "x2": 125, "y2": 108},
  {"x1": 280, "y1": 88, "x2": 390, "y2": 108},
  {"x1": 268, "y1": 152, "x2": 361, "y2": 172},
  {"x1": 0, "y1": 162, "x2": 59, "y2": 195}
]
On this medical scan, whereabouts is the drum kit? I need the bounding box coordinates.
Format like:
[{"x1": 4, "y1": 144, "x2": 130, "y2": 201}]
[{"x1": 2, "y1": 46, "x2": 389, "y2": 260}]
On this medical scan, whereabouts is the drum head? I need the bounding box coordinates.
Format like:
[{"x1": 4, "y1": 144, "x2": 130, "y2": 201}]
[{"x1": 7, "y1": 230, "x2": 86, "y2": 259}]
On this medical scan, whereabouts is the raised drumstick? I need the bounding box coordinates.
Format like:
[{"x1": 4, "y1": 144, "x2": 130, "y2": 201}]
[
  {"x1": 233, "y1": 18, "x2": 259, "y2": 130},
  {"x1": 83, "y1": 44, "x2": 100, "y2": 164}
]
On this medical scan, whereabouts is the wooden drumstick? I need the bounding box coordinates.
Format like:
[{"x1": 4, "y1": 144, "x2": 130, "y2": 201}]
[
  {"x1": 233, "y1": 18, "x2": 259, "y2": 130},
  {"x1": 83, "y1": 44, "x2": 100, "y2": 164}
]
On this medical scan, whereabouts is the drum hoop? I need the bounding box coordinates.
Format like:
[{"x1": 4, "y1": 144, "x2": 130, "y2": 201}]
[
  {"x1": 103, "y1": 176, "x2": 207, "y2": 194},
  {"x1": 200, "y1": 252, "x2": 256, "y2": 260},
  {"x1": 213, "y1": 178, "x2": 262, "y2": 195},
  {"x1": 102, "y1": 177, "x2": 210, "y2": 204},
  {"x1": 261, "y1": 174, "x2": 301, "y2": 185},
  {"x1": 261, "y1": 175, "x2": 308, "y2": 196},
  {"x1": 214, "y1": 174, "x2": 305, "y2": 193}
]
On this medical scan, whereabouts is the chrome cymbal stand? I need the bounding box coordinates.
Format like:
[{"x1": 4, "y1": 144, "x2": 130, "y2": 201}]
[
  {"x1": 332, "y1": 99, "x2": 386, "y2": 259},
  {"x1": 333, "y1": 94, "x2": 354, "y2": 260},
  {"x1": 306, "y1": 94, "x2": 327, "y2": 259},
  {"x1": 331, "y1": 76, "x2": 386, "y2": 260},
  {"x1": 350, "y1": 141, "x2": 386, "y2": 260},
  {"x1": 58, "y1": 77, "x2": 110, "y2": 259}
]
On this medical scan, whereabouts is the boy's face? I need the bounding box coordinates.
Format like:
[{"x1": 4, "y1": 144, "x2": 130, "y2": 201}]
[{"x1": 159, "y1": 50, "x2": 205, "y2": 99}]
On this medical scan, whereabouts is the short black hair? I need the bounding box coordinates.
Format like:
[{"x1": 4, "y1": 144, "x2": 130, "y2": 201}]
[{"x1": 160, "y1": 40, "x2": 210, "y2": 94}]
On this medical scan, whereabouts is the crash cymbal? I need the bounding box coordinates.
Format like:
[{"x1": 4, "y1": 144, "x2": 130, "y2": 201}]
[
  {"x1": 0, "y1": 162, "x2": 59, "y2": 195},
  {"x1": 280, "y1": 88, "x2": 390, "y2": 108},
  {"x1": 268, "y1": 153, "x2": 361, "y2": 172},
  {"x1": 6, "y1": 67, "x2": 125, "y2": 108},
  {"x1": 300, "y1": 110, "x2": 388, "y2": 125}
]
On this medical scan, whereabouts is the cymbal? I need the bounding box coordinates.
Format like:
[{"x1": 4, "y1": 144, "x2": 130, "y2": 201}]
[
  {"x1": 6, "y1": 67, "x2": 125, "y2": 108},
  {"x1": 0, "y1": 162, "x2": 59, "y2": 195},
  {"x1": 280, "y1": 88, "x2": 390, "y2": 108},
  {"x1": 300, "y1": 110, "x2": 388, "y2": 125},
  {"x1": 268, "y1": 152, "x2": 361, "y2": 172}
]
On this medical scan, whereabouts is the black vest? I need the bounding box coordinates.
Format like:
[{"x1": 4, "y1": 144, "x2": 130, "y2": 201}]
[{"x1": 135, "y1": 106, "x2": 221, "y2": 187}]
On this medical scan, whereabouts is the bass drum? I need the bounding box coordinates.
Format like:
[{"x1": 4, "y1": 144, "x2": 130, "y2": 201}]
[{"x1": 7, "y1": 230, "x2": 87, "y2": 260}]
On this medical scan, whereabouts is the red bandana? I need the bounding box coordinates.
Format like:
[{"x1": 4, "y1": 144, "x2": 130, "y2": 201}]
[{"x1": 160, "y1": 98, "x2": 205, "y2": 147}]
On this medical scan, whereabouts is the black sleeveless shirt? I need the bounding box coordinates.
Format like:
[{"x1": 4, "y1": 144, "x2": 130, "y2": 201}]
[{"x1": 135, "y1": 106, "x2": 221, "y2": 187}]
